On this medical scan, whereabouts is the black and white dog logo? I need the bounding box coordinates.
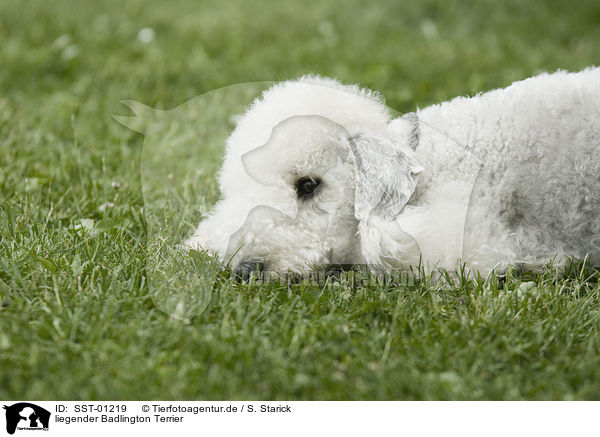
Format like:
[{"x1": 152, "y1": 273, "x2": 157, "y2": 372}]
[{"x1": 3, "y1": 403, "x2": 50, "y2": 435}]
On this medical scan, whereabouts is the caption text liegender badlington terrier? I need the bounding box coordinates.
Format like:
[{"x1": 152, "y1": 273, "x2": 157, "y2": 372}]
[{"x1": 186, "y1": 68, "x2": 600, "y2": 278}]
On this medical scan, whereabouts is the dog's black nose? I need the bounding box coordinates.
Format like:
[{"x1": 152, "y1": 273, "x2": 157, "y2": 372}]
[{"x1": 233, "y1": 261, "x2": 264, "y2": 281}]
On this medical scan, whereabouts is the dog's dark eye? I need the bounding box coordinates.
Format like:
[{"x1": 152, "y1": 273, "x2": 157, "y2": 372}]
[{"x1": 295, "y1": 176, "x2": 321, "y2": 200}]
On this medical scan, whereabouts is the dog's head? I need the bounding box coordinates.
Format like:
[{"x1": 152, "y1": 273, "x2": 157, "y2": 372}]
[{"x1": 186, "y1": 77, "x2": 423, "y2": 276}]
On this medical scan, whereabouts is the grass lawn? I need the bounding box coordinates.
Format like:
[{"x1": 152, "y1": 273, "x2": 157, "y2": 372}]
[{"x1": 2, "y1": 0, "x2": 600, "y2": 400}]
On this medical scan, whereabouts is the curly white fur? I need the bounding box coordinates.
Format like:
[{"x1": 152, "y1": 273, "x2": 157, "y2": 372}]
[{"x1": 186, "y1": 68, "x2": 600, "y2": 274}]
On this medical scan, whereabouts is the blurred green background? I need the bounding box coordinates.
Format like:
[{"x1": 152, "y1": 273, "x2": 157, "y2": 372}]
[{"x1": 1, "y1": 0, "x2": 600, "y2": 400}]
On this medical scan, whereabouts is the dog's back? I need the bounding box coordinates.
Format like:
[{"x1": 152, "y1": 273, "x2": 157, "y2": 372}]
[{"x1": 416, "y1": 68, "x2": 600, "y2": 268}]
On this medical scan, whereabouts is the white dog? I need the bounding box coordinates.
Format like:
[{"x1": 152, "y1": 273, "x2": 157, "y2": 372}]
[{"x1": 185, "y1": 68, "x2": 600, "y2": 277}]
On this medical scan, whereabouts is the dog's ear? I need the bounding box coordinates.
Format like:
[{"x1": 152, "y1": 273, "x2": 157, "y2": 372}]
[
  {"x1": 348, "y1": 134, "x2": 423, "y2": 268},
  {"x1": 348, "y1": 134, "x2": 423, "y2": 222}
]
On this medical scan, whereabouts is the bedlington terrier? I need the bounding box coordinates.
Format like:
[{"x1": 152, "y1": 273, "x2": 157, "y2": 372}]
[{"x1": 185, "y1": 68, "x2": 600, "y2": 277}]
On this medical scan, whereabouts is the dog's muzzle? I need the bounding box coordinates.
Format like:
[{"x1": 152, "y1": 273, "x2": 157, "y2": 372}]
[{"x1": 233, "y1": 261, "x2": 265, "y2": 281}]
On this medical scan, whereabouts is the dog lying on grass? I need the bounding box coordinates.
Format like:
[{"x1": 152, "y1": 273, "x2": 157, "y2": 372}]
[{"x1": 185, "y1": 68, "x2": 600, "y2": 278}]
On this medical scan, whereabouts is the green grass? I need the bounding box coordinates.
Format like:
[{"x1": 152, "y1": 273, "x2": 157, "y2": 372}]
[{"x1": 2, "y1": 0, "x2": 600, "y2": 400}]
